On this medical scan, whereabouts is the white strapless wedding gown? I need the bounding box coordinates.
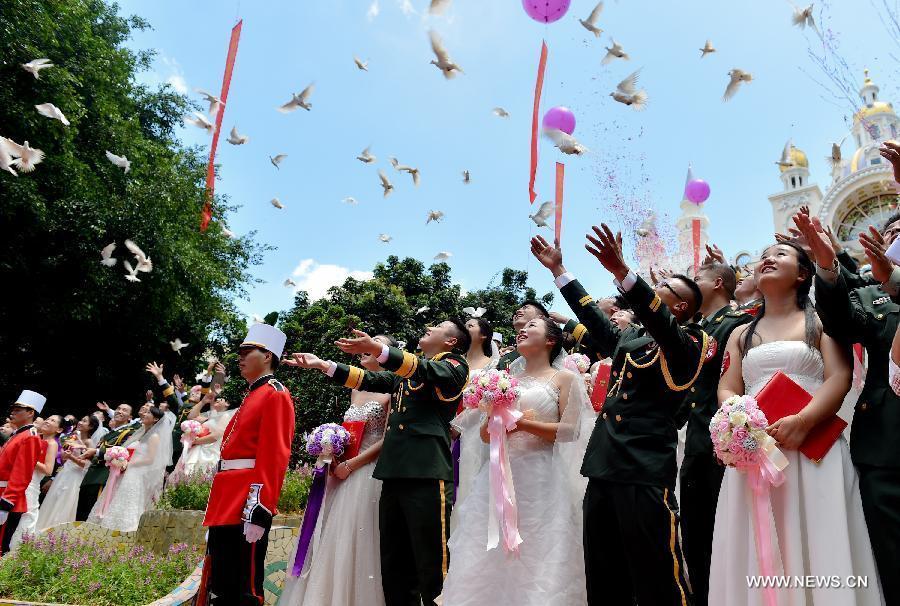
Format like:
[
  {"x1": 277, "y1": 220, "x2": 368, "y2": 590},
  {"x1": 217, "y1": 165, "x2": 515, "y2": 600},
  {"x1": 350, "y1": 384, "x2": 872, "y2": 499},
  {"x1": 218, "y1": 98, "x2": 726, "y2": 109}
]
[
  {"x1": 709, "y1": 341, "x2": 883, "y2": 605},
  {"x1": 440, "y1": 377, "x2": 587, "y2": 606},
  {"x1": 86, "y1": 439, "x2": 164, "y2": 532},
  {"x1": 277, "y1": 400, "x2": 387, "y2": 606}
]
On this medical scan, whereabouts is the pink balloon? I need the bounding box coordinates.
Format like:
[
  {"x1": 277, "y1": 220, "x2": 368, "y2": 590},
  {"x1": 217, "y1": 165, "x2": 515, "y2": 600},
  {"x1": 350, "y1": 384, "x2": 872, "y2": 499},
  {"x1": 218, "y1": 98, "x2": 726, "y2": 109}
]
[
  {"x1": 522, "y1": 0, "x2": 572, "y2": 23},
  {"x1": 542, "y1": 106, "x2": 576, "y2": 135},
  {"x1": 685, "y1": 179, "x2": 711, "y2": 204}
]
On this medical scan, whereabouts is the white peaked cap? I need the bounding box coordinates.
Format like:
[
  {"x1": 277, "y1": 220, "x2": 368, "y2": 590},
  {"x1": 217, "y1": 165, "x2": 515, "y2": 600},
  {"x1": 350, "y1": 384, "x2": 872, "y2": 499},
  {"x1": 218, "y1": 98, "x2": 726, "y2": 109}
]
[
  {"x1": 492, "y1": 332, "x2": 503, "y2": 344},
  {"x1": 241, "y1": 323, "x2": 287, "y2": 359},
  {"x1": 15, "y1": 389, "x2": 46, "y2": 413}
]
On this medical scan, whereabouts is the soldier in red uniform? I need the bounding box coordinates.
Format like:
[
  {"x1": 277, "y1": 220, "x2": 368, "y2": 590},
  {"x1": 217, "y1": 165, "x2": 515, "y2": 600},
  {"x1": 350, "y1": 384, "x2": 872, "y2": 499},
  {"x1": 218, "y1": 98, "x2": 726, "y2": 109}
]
[
  {"x1": 0, "y1": 390, "x2": 45, "y2": 555},
  {"x1": 199, "y1": 324, "x2": 294, "y2": 606}
]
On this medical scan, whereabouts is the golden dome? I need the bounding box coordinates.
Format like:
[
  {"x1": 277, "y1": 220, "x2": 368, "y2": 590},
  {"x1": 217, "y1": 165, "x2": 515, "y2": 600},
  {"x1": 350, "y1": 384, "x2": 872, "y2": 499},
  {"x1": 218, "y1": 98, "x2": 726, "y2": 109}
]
[
  {"x1": 855, "y1": 101, "x2": 896, "y2": 120},
  {"x1": 779, "y1": 146, "x2": 809, "y2": 173}
]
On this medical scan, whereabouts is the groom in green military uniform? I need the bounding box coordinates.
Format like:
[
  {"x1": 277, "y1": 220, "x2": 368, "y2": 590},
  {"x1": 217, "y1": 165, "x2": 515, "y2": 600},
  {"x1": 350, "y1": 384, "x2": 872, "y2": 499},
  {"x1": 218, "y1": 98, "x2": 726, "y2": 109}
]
[
  {"x1": 75, "y1": 403, "x2": 137, "y2": 521},
  {"x1": 287, "y1": 320, "x2": 470, "y2": 606},
  {"x1": 531, "y1": 227, "x2": 709, "y2": 606}
]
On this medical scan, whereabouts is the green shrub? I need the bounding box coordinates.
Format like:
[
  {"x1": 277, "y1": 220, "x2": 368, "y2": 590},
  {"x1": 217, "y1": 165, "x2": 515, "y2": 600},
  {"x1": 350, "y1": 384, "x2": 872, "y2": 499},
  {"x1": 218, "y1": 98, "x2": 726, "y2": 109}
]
[
  {"x1": 157, "y1": 467, "x2": 314, "y2": 514},
  {"x1": 0, "y1": 531, "x2": 201, "y2": 605}
]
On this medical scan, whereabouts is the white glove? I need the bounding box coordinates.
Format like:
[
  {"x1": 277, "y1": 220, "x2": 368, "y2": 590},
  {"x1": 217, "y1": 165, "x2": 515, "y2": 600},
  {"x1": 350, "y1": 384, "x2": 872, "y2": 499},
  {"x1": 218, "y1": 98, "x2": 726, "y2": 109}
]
[
  {"x1": 243, "y1": 521, "x2": 264, "y2": 543},
  {"x1": 0, "y1": 511, "x2": 8, "y2": 526}
]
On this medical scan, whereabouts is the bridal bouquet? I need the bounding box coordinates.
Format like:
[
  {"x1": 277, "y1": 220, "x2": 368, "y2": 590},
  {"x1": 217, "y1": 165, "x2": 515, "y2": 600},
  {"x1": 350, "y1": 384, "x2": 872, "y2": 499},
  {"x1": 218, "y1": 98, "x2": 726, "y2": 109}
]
[
  {"x1": 709, "y1": 395, "x2": 772, "y2": 467},
  {"x1": 180, "y1": 419, "x2": 205, "y2": 447},
  {"x1": 305, "y1": 423, "x2": 352, "y2": 467},
  {"x1": 104, "y1": 446, "x2": 131, "y2": 470},
  {"x1": 563, "y1": 353, "x2": 591, "y2": 374},
  {"x1": 462, "y1": 369, "x2": 522, "y2": 412}
]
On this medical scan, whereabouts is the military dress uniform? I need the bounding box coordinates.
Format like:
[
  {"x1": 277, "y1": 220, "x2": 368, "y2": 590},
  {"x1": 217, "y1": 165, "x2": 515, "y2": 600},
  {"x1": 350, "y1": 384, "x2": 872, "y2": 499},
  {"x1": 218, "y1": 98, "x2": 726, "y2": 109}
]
[
  {"x1": 0, "y1": 390, "x2": 45, "y2": 555},
  {"x1": 327, "y1": 344, "x2": 468, "y2": 606},
  {"x1": 563, "y1": 318, "x2": 601, "y2": 363},
  {"x1": 676, "y1": 305, "x2": 751, "y2": 606},
  {"x1": 556, "y1": 272, "x2": 708, "y2": 606},
  {"x1": 815, "y1": 266, "x2": 900, "y2": 604},
  {"x1": 75, "y1": 420, "x2": 137, "y2": 521}
]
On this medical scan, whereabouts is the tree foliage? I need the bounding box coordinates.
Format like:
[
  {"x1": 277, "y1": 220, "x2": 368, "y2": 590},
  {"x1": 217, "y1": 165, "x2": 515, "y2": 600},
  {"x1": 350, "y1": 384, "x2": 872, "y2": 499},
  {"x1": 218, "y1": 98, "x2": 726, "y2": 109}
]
[{"x1": 0, "y1": 0, "x2": 264, "y2": 411}]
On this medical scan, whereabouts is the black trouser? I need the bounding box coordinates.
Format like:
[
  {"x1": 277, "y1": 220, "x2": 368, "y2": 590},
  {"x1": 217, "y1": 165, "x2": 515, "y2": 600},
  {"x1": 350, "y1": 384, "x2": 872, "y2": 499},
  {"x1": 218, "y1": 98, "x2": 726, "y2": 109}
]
[
  {"x1": 76, "y1": 483, "x2": 102, "y2": 521},
  {"x1": 679, "y1": 453, "x2": 725, "y2": 606},
  {"x1": 379, "y1": 478, "x2": 453, "y2": 606},
  {"x1": 0, "y1": 512, "x2": 23, "y2": 555},
  {"x1": 857, "y1": 464, "x2": 900, "y2": 605},
  {"x1": 583, "y1": 479, "x2": 692, "y2": 606},
  {"x1": 205, "y1": 524, "x2": 269, "y2": 606}
]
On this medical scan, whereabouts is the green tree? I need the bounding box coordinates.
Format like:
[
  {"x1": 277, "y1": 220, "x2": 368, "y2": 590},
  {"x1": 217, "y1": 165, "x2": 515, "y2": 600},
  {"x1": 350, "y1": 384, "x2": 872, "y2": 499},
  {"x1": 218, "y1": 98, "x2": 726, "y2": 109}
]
[
  {"x1": 460, "y1": 268, "x2": 554, "y2": 345},
  {"x1": 0, "y1": 0, "x2": 265, "y2": 411}
]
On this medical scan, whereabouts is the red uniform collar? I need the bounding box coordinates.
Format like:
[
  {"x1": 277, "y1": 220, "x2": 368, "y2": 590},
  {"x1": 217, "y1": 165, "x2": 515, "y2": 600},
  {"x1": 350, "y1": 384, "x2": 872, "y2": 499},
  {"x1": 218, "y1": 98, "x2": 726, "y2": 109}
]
[
  {"x1": 248, "y1": 373, "x2": 275, "y2": 392},
  {"x1": 12, "y1": 424, "x2": 35, "y2": 436}
]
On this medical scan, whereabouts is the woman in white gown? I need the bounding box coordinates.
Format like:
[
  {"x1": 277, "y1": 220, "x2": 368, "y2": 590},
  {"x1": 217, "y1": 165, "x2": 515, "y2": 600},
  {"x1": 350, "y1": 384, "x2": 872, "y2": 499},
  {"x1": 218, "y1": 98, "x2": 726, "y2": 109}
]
[
  {"x1": 87, "y1": 406, "x2": 174, "y2": 532},
  {"x1": 710, "y1": 241, "x2": 883, "y2": 605},
  {"x1": 170, "y1": 388, "x2": 236, "y2": 482},
  {"x1": 277, "y1": 334, "x2": 394, "y2": 606},
  {"x1": 441, "y1": 317, "x2": 594, "y2": 606},
  {"x1": 36, "y1": 415, "x2": 98, "y2": 532},
  {"x1": 10, "y1": 415, "x2": 60, "y2": 548}
]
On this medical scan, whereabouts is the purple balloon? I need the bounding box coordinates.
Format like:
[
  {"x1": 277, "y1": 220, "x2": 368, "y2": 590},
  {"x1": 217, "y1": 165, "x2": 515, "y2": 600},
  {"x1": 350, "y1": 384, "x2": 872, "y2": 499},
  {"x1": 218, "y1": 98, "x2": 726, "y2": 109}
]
[
  {"x1": 685, "y1": 179, "x2": 711, "y2": 204},
  {"x1": 542, "y1": 106, "x2": 576, "y2": 135},
  {"x1": 522, "y1": 0, "x2": 572, "y2": 23}
]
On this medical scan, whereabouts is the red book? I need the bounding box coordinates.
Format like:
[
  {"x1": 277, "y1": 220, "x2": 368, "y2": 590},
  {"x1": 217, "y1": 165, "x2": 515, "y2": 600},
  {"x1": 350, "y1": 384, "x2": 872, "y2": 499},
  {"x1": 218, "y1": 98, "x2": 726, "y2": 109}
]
[
  {"x1": 341, "y1": 421, "x2": 367, "y2": 461},
  {"x1": 754, "y1": 370, "x2": 847, "y2": 463},
  {"x1": 591, "y1": 363, "x2": 612, "y2": 413}
]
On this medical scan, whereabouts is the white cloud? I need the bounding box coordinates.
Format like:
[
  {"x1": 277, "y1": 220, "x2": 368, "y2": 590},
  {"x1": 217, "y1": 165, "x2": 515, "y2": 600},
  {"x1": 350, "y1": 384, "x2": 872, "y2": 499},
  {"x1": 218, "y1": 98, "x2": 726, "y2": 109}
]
[
  {"x1": 291, "y1": 259, "x2": 373, "y2": 300},
  {"x1": 166, "y1": 74, "x2": 188, "y2": 94},
  {"x1": 139, "y1": 53, "x2": 190, "y2": 94},
  {"x1": 398, "y1": 0, "x2": 417, "y2": 16},
  {"x1": 367, "y1": 0, "x2": 380, "y2": 20}
]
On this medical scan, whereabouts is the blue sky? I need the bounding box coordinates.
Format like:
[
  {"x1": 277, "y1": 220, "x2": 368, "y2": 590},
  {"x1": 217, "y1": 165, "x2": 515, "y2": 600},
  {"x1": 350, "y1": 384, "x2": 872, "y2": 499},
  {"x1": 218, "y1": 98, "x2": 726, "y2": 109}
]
[{"x1": 120, "y1": 0, "x2": 896, "y2": 317}]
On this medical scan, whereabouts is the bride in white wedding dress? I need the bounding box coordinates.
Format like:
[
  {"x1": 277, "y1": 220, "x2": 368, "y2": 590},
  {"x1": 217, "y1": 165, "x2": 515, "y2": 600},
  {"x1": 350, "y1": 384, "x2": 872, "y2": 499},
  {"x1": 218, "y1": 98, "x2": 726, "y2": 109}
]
[
  {"x1": 441, "y1": 317, "x2": 594, "y2": 606},
  {"x1": 87, "y1": 406, "x2": 174, "y2": 532},
  {"x1": 710, "y1": 242, "x2": 883, "y2": 605}
]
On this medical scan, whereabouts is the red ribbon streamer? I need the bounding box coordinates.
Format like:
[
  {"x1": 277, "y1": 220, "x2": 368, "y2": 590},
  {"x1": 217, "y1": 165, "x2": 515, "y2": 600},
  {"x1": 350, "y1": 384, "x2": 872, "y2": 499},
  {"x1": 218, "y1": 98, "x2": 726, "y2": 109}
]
[
  {"x1": 529, "y1": 41, "x2": 548, "y2": 205},
  {"x1": 554, "y1": 162, "x2": 564, "y2": 245},
  {"x1": 200, "y1": 20, "x2": 243, "y2": 232},
  {"x1": 692, "y1": 217, "x2": 701, "y2": 275}
]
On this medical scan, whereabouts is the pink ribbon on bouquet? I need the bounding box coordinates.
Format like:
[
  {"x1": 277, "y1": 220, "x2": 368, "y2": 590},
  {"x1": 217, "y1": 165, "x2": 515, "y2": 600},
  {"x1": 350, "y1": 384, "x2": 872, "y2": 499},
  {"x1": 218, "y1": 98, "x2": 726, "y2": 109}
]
[
  {"x1": 737, "y1": 439, "x2": 787, "y2": 606},
  {"x1": 99, "y1": 467, "x2": 123, "y2": 518},
  {"x1": 486, "y1": 399, "x2": 524, "y2": 554}
]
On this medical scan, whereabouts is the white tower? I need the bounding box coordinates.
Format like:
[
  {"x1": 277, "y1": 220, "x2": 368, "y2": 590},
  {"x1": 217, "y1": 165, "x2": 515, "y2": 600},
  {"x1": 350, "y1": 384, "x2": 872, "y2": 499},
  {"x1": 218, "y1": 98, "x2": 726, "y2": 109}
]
[
  {"x1": 767, "y1": 141, "x2": 823, "y2": 234},
  {"x1": 672, "y1": 166, "x2": 710, "y2": 274}
]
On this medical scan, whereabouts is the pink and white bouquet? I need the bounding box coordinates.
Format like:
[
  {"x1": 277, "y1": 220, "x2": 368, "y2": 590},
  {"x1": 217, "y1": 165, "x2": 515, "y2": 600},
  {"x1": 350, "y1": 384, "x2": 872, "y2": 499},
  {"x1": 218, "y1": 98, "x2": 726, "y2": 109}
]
[
  {"x1": 462, "y1": 369, "x2": 522, "y2": 412},
  {"x1": 104, "y1": 446, "x2": 131, "y2": 470},
  {"x1": 305, "y1": 423, "x2": 352, "y2": 467},
  {"x1": 180, "y1": 419, "x2": 203, "y2": 447},
  {"x1": 563, "y1": 353, "x2": 591, "y2": 374}
]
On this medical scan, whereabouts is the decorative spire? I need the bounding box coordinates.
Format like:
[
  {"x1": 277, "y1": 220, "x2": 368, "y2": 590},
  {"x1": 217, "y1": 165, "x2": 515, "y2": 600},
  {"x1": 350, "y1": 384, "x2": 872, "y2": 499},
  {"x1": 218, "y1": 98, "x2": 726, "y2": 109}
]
[
  {"x1": 683, "y1": 163, "x2": 695, "y2": 198},
  {"x1": 864, "y1": 68, "x2": 872, "y2": 86}
]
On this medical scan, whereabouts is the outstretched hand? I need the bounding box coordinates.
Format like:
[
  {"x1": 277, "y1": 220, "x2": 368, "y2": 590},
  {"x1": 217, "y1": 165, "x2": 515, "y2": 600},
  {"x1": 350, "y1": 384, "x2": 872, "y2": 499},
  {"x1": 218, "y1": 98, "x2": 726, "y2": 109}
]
[
  {"x1": 145, "y1": 361, "x2": 164, "y2": 380},
  {"x1": 585, "y1": 224, "x2": 629, "y2": 281},
  {"x1": 335, "y1": 329, "x2": 383, "y2": 356},
  {"x1": 879, "y1": 140, "x2": 900, "y2": 183},
  {"x1": 283, "y1": 352, "x2": 330, "y2": 372},
  {"x1": 703, "y1": 243, "x2": 725, "y2": 266},
  {"x1": 859, "y1": 225, "x2": 895, "y2": 283},
  {"x1": 530, "y1": 235, "x2": 565, "y2": 277},
  {"x1": 792, "y1": 212, "x2": 835, "y2": 269}
]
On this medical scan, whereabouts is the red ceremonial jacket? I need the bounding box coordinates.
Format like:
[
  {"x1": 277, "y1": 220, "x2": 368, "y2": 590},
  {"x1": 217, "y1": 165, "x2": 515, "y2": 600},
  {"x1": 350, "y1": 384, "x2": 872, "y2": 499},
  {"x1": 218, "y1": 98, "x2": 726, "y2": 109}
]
[
  {"x1": 0, "y1": 425, "x2": 42, "y2": 514},
  {"x1": 203, "y1": 374, "x2": 294, "y2": 528}
]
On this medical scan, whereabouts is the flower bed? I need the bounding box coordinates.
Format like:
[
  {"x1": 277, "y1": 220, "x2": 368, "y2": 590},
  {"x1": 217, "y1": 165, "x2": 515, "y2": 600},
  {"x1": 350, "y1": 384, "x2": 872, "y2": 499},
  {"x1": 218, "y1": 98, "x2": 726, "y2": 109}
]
[{"x1": 0, "y1": 531, "x2": 201, "y2": 606}]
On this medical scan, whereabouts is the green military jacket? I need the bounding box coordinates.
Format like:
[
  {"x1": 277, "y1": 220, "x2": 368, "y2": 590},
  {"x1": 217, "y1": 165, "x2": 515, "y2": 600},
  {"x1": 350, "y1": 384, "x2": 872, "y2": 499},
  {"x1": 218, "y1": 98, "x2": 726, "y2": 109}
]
[
  {"x1": 329, "y1": 346, "x2": 469, "y2": 481},
  {"x1": 815, "y1": 272, "x2": 900, "y2": 467},
  {"x1": 82, "y1": 422, "x2": 138, "y2": 488},
  {"x1": 677, "y1": 305, "x2": 752, "y2": 457},
  {"x1": 563, "y1": 319, "x2": 600, "y2": 364},
  {"x1": 496, "y1": 350, "x2": 519, "y2": 371},
  {"x1": 560, "y1": 275, "x2": 709, "y2": 488}
]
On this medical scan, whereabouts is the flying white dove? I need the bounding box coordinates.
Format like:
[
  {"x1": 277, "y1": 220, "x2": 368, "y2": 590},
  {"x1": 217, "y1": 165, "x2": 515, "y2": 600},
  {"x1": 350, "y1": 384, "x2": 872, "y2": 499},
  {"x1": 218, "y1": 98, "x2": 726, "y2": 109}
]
[
  {"x1": 271, "y1": 198, "x2": 285, "y2": 209},
  {"x1": 700, "y1": 39, "x2": 716, "y2": 58},
  {"x1": 0, "y1": 140, "x2": 18, "y2": 176},
  {"x1": 100, "y1": 243, "x2": 117, "y2": 267},
  {"x1": 791, "y1": 3, "x2": 818, "y2": 33},
  {"x1": 196, "y1": 89, "x2": 224, "y2": 118},
  {"x1": 0, "y1": 138, "x2": 44, "y2": 173},
  {"x1": 610, "y1": 69, "x2": 648, "y2": 110},
  {"x1": 22, "y1": 58, "x2": 53, "y2": 79},
  {"x1": 35, "y1": 103, "x2": 70, "y2": 126},
  {"x1": 429, "y1": 30, "x2": 463, "y2": 78},
  {"x1": 354, "y1": 56, "x2": 369, "y2": 71},
  {"x1": 429, "y1": 0, "x2": 451, "y2": 14},
  {"x1": 123, "y1": 260, "x2": 141, "y2": 283},
  {"x1": 828, "y1": 134, "x2": 849, "y2": 168},
  {"x1": 775, "y1": 139, "x2": 794, "y2": 168},
  {"x1": 390, "y1": 160, "x2": 420, "y2": 185},
  {"x1": 357, "y1": 146, "x2": 376, "y2": 163},
  {"x1": 723, "y1": 69, "x2": 753, "y2": 102},
  {"x1": 635, "y1": 212, "x2": 657, "y2": 237},
  {"x1": 278, "y1": 84, "x2": 314, "y2": 112},
  {"x1": 226, "y1": 126, "x2": 249, "y2": 145},
  {"x1": 545, "y1": 128, "x2": 589, "y2": 155},
  {"x1": 601, "y1": 39, "x2": 629, "y2": 65},
  {"x1": 529, "y1": 201, "x2": 554, "y2": 228},
  {"x1": 270, "y1": 154, "x2": 288, "y2": 169},
  {"x1": 342, "y1": 196, "x2": 358, "y2": 205},
  {"x1": 379, "y1": 170, "x2": 394, "y2": 197},
  {"x1": 462, "y1": 169, "x2": 470, "y2": 184},
  {"x1": 463, "y1": 306, "x2": 487, "y2": 318},
  {"x1": 184, "y1": 111, "x2": 216, "y2": 134},
  {"x1": 390, "y1": 157, "x2": 411, "y2": 171},
  {"x1": 124, "y1": 239, "x2": 153, "y2": 273},
  {"x1": 105, "y1": 150, "x2": 131, "y2": 173},
  {"x1": 416, "y1": 306, "x2": 430, "y2": 315},
  {"x1": 426, "y1": 210, "x2": 444, "y2": 224},
  {"x1": 379, "y1": 233, "x2": 393, "y2": 243},
  {"x1": 579, "y1": 2, "x2": 604, "y2": 37},
  {"x1": 492, "y1": 107, "x2": 510, "y2": 118},
  {"x1": 170, "y1": 338, "x2": 190, "y2": 354},
  {"x1": 434, "y1": 251, "x2": 452, "y2": 261},
  {"x1": 284, "y1": 278, "x2": 297, "y2": 287}
]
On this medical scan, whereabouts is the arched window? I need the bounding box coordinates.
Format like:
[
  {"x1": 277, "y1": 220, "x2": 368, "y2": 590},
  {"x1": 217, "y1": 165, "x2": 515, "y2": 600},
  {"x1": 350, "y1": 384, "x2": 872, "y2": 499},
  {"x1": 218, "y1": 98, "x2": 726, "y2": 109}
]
[{"x1": 791, "y1": 177, "x2": 796, "y2": 188}]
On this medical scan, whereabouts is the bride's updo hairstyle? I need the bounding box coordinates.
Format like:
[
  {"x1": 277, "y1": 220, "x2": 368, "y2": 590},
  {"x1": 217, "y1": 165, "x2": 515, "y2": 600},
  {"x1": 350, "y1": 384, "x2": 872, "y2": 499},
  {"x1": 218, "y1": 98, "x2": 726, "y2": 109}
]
[
  {"x1": 740, "y1": 241, "x2": 818, "y2": 357},
  {"x1": 540, "y1": 317, "x2": 565, "y2": 362}
]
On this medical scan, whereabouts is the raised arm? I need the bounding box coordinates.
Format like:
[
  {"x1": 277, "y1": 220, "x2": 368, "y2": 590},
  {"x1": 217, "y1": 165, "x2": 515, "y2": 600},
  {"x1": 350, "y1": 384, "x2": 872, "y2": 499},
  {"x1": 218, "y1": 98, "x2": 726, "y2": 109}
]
[{"x1": 284, "y1": 352, "x2": 399, "y2": 394}]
